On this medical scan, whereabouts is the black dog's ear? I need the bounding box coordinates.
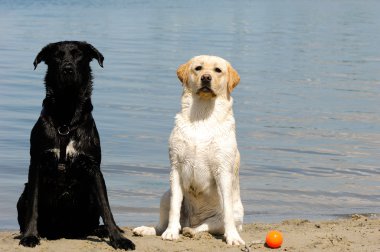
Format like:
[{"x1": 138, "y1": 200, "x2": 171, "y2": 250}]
[
  {"x1": 33, "y1": 43, "x2": 53, "y2": 70},
  {"x1": 85, "y1": 43, "x2": 104, "y2": 68}
]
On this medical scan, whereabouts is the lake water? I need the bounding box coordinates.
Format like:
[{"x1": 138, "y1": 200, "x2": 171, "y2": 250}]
[{"x1": 0, "y1": 0, "x2": 379, "y2": 230}]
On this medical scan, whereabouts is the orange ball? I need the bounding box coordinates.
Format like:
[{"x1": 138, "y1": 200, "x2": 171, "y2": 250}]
[{"x1": 265, "y1": 230, "x2": 283, "y2": 248}]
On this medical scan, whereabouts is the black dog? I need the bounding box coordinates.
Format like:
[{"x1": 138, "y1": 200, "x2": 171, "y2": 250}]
[{"x1": 17, "y1": 41, "x2": 135, "y2": 250}]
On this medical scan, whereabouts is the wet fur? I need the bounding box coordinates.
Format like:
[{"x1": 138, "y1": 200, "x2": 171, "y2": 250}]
[
  {"x1": 133, "y1": 55, "x2": 245, "y2": 246},
  {"x1": 17, "y1": 41, "x2": 135, "y2": 250}
]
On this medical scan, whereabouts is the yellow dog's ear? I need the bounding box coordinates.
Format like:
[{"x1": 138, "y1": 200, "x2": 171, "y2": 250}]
[
  {"x1": 227, "y1": 64, "x2": 240, "y2": 93},
  {"x1": 177, "y1": 61, "x2": 191, "y2": 86}
]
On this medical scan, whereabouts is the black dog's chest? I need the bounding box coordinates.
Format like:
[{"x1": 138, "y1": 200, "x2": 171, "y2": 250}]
[
  {"x1": 42, "y1": 162, "x2": 80, "y2": 188},
  {"x1": 43, "y1": 138, "x2": 78, "y2": 169},
  {"x1": 41, "y1": 140, "x2": 83, "y2": 193},
  {"x1": 40, "y1": 164, "x2": 90, "y2": 203}
]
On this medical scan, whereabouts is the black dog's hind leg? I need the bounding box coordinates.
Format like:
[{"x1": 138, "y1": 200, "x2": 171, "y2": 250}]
[
  {"x1": 79, "y1": 156, "x2": 135, "y2": 250},
  {"x1": 18, "y1": 163, "x2": 41, "y2": 247}
]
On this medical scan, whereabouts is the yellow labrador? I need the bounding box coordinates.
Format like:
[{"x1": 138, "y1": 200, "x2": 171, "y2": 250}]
[{"x1": 133, "y1": 55, "x2": 244, "y2": 245}]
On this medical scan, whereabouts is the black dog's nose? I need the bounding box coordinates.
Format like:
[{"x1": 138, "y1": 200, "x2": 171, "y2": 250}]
[
  {"x1": 201, "y1": 74, "x2": 212, "y2": 83},
  {"x1": 62, "y1": 64, "x2": 74, "y2": 75}
]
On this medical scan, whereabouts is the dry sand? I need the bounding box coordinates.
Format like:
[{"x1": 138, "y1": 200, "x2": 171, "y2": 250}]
[{"x1": 1, "y1": 214, "x2": 378, "y2": 252}]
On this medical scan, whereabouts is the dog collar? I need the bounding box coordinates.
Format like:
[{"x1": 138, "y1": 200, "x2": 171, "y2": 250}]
[
  {"x1": 57, "y1": 125, "x2": 70, "y2": 136},
  {"x1": 40, "y1": 108, "x2": 79, "y2": 135}
]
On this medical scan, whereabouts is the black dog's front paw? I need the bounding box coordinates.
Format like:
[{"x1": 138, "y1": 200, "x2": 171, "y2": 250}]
[
  {"x1": 92, "y1": 225, "x2": 109, "y2": 238},
  {"x1": 19, "y1": 235, "x2": 40, "y2": 247},
  {"x1": 110, "y1": 237, "x2": 135, "y2": 250}
]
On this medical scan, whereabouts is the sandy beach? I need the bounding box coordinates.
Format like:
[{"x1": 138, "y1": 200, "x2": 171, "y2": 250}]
[{"x1": 1, "y1": 214, "x2": 378, "y2": 252}]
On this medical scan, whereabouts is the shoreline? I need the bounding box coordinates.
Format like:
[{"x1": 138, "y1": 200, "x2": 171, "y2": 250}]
[{"x1": 1, "y1": 214, "x2": 379, "y2": 251}]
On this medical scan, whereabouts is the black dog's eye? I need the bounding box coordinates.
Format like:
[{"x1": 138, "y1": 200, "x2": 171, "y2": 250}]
[
  {"x1": 215, "y1": 67, "x2": 222, "y2": 73},
  {"x1": 71, "y1": 49, "x2": 82, "y2": 58},
  {"x1": 195, "y1": 66, "x2": 202, "y2": 71},
  {"x1": 54, "y1": 51, "x2": 64, "y2": 60}
]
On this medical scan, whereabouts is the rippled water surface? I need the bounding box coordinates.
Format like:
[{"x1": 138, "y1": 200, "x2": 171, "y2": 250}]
[{"x1": 0, "y1": 0, "x2": 379, "y2": 230}]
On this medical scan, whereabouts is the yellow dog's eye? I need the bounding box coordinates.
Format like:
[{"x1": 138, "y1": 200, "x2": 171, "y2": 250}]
[
  {"x1": 215, "y1": 67, "x2": 222, "y2": 73},
  {"x1": 195, "y1": 66, "x2": 202, "y2": 71}
]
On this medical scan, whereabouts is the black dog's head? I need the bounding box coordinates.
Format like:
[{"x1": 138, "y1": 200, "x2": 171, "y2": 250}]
[{"x1": 34, "y1": 41, "x2": 104, "y2": 91}]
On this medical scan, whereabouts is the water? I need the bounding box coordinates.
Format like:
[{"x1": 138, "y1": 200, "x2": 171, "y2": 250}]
[{"x1": 0, "y1": 0, "x2": 379, "y2": 230}]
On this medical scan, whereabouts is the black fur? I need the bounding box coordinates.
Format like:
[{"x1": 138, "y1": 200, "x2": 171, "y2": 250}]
[{"x1": 17, "y1": 41, "x2": 135, "y2": 250}]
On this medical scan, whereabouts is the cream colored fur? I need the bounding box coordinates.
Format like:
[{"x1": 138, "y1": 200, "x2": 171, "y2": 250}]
[{"x1": 133, "y1": 55, "x2": 245, "y2": 246}]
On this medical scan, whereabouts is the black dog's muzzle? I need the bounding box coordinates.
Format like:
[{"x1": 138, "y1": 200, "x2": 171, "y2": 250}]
[
  {"x1": 62, "y1": 63, "x2": 75, "y2": 75},
  {"x1": 59, "y1": 63, "x2": 78, "y2": 84}
]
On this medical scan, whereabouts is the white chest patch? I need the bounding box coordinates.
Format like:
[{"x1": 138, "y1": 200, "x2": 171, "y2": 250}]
[
  {"x1": 66, "y1": 140, "x2": 77, "y2": 156},
  {"x1": 66, "y1": 140, "x2": 77, "y2": 157},
  {"x1": 48, "y1": 140, "x2": 78, "y2": 159},
  {"x1": 49, "y1": 148, "x2": 60, "y2": 159}
]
